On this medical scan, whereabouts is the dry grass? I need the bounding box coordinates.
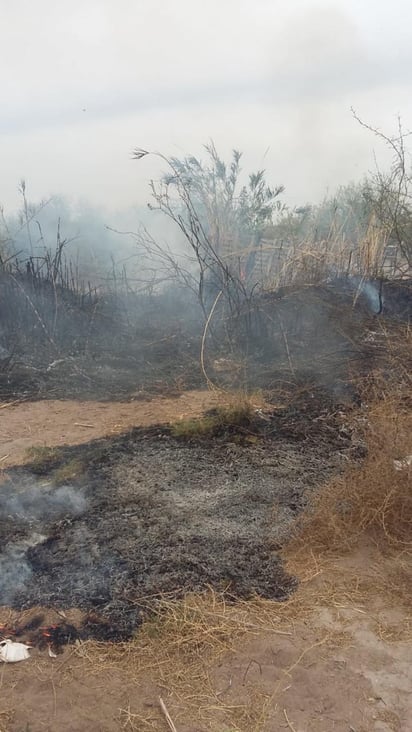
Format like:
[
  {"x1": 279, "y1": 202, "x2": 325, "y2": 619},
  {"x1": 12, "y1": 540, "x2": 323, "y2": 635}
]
[
  {"x1": 287, "y1": 396, "x2": 412, "y2": 556},
  {"x1": 74, "y1": 589, "x2": 339, "y2": 732},
  {"x1": 260, "y1": 216, "x2": 404, "y2": 289},
  {"x1": 86, "y1": 372, "x2": 412, "y2": 730},
  {"x1": 76, "y1": 593, "x2": 275, "y2": 731},
  {"x1": 71, "y1": 550, "x2": 412, "y2": 732},
  {"x1": 25, "y1": 445, "x2": 60, "y2": 471},
  {"x1": 51, "y1": 458, "x2": 86, "y2": 485},
  {"x1": 72, "y1": 545, "x2": 407, "y2": 731},
  {"x1": 170, "y1": 393, "x2": 261, "y2": 439}
]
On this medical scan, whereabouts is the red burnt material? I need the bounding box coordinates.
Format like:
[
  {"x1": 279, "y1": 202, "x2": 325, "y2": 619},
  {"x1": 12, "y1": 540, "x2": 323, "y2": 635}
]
[
  {"x1": 38, "y1": 623, "x2": 79, "y2": 651},
  {"x1": 1, "y1": 613, "x2": 131, "y2": 654}
]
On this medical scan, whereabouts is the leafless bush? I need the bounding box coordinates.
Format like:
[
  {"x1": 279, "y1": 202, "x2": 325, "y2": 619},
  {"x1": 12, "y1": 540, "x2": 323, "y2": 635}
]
[{"x1": 352, "y1": 110, "x2": 412, "y2": 268}]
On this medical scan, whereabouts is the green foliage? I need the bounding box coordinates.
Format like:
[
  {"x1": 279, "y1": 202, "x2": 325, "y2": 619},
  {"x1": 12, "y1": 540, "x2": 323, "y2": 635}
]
[{"x1": 163, "y1": 142, "x2": 284, "y2": 248}]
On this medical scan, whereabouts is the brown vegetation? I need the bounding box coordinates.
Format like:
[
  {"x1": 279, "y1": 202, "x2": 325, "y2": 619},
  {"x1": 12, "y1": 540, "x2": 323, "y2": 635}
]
[{"x1": 170, "y1": 396, "x2": 258, "y2": 438}]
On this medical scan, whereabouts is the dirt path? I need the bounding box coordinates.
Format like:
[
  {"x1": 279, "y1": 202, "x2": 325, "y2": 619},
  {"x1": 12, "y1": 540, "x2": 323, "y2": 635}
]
[
  {"x1": 0, "y1": 390, "x2": 221, "y2": 468},
  {"x1": 0, "y1": 548, "x2": 410, "y2": 732}
]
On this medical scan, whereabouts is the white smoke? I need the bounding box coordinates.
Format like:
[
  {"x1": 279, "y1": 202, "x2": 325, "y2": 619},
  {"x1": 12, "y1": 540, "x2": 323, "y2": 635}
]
[
  {"x1": 0, "y1": 477, "x2": 87, "y2": 605},
  {"x1": 0, "y1": 533, "x2": 46, "y2": 605},
  {"x1": 0, "y1": 482, "x2": 87, "y2": 522}
]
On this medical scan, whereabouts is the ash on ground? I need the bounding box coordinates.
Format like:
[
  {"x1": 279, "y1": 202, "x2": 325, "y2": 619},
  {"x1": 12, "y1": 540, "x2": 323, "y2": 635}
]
[{"x1": 0, "y1": 409, "x2": 355, "y2": 636}]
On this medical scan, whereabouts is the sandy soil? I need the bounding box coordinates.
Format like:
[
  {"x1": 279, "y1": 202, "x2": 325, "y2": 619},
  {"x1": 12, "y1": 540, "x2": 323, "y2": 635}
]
[
  {"x1": 0, "y1": 390, "x2": 221, "y2": 468},
  {"x1": 0, "y1": 394, "x2": 410, "y2": 731},
  {"x1": 0, "y1": 550, "x2": 410, "y2": 732}
]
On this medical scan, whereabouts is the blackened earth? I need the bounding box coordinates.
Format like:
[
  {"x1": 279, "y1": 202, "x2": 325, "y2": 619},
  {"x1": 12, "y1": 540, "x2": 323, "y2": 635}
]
[{"x1": 0, "y1": 411, "x2": 356, "y2": 636}]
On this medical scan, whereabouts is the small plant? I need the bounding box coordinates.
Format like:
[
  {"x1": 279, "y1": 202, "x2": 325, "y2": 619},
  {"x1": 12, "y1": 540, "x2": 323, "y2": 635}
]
[
  {"x1": 25, "y1": 445, "x2": 60, "y2": 472},
  {"x1": 170, "y1": 399, "x2": 255, "y2": 439},
  {"x1": 52, "y1": 458, "x2": 85, "y2": 485},
  {"x1": 170, "y1": 414, "x2": 217, "y2": 438}
]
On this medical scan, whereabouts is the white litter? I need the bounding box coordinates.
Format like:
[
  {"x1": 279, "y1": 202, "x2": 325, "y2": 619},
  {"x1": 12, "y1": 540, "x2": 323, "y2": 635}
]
[
  {"x1": 393, "y1": 455, "x2": 412, "y2": 471},
  {"x1": 0, "y1": 639, "x2": 31, "y2": 663}
]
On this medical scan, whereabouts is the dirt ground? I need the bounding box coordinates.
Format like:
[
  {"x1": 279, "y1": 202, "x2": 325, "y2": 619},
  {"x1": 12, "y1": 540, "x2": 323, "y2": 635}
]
[
  {"x1": 0, "y1": 549, "x2": 410, "y2": 732},
  {"x1": 0, "y1": 393, "x2": 411, "y2": 731},
  {"x1": 0, "y1": 390, "x2": 222, "y2": 468}
]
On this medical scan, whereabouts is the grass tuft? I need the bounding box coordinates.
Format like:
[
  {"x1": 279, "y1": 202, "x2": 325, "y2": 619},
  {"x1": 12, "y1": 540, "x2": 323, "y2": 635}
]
[
  {"x1": 52, "y1": 458, "x2": 86, "y2": 485},
  {"x1": 170, "y1": 397, "x2": 256, "y2": 439},
  {"x1": 25, "y1": 445, "x2": 60, "y2": 472}
]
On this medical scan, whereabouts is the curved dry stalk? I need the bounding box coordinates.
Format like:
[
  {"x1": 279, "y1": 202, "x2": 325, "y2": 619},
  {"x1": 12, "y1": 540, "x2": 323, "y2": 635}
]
[
  {"x1": 200, "y1": 289, "x2": 223, "y2": 392},
  {"x1": 159, "y1": 697, "x2": 178, "y2": 732}
]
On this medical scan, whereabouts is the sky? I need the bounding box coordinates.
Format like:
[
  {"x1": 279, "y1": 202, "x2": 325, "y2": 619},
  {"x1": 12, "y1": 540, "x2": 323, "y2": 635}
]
[{"x1": 1, "y1": 0, "x2": 412, "y2": 215}]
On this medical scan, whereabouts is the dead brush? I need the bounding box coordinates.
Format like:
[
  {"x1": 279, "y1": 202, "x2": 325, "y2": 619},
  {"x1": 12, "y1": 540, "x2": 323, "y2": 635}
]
[
  {"x1": 359, "y1": 320, "x2": 412, "y2": 402},
  {"x1": 287, "y1": 395, "x2": 412, "y2": 556},
  {"x1": 264, "y1": 216, "x2": 391, "y2": 290}
]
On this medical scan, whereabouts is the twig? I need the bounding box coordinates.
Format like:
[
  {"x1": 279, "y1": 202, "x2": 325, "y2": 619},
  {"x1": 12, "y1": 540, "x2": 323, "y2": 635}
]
[
  {"x1": 51, "y1": 678, "x2": 57, "y2": 716},
  {"x1": 277, "y1": 313, "x2": 295, "y2": 377},
  {"x1": 159, "y1": 697, "x2": 178, "y2": 732},
  {"x1": 0, "y1": 455, "x2": 9, "y2": 462},
  {"x1": 74, "y1": 423, "x2": 95, "y2": 428},
  {"x1": 283, "y1": 708, "x2": 298, "y2": 732},
  {"x1": 200, "y1": 289, "x2": 223, "y2": 391},
  {"x1": 53, "y1": 645, "x2": 78, "y2": 673},
  {"x1": 0, "y1": 400, "x2": 22, "y2": 409},
  {"x1": 242, "y1": 658, "x2": 262, "y2": 684}
]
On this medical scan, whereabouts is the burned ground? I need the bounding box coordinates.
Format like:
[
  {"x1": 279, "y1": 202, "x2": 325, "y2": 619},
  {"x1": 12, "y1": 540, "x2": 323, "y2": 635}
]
[
  {"x1": 0, "y1": 282, "x2": 203, "y2": 400},
  {"x1": 1, "y1": 273, "x2": 411, "y2": 402},
  {"x1": 0, "y1": 275, "x2": 410, "y2": 647},
  {"x1": 0, "y1": 404, "x2": 355, "y2": 638}
]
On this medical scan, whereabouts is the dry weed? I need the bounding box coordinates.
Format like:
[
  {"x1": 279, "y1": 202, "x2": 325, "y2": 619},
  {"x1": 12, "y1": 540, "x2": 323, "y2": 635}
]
[
  {"x1": 0, "y1": 709, "x2": 14, "y2": 732},
  {"x1": 170, "y1": 391, "x2": 264, "y2": 439},
  {"x1": 287, "y1": 396, "x2": 412, "y2": 555}
]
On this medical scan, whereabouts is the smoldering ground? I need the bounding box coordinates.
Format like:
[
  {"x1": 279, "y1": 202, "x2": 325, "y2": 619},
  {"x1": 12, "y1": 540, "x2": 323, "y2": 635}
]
[
  {"x1": 0, "y1": 405, "x2": 357, "y2": 633},
  {"x1": 0, "y1": 477, "x2": 87, "y2": 605}
]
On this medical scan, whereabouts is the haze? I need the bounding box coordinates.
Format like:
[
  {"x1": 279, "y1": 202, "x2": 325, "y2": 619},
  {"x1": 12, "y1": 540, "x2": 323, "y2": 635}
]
[{"x1": 2, "y1": 0, "x2": 412, "y2": 214}]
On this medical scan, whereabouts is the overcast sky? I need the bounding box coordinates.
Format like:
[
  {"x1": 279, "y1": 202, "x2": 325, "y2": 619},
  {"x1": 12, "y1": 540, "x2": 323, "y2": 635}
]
[{"x1": 1, "y1": 0, "x2": 412, "y2": 214}]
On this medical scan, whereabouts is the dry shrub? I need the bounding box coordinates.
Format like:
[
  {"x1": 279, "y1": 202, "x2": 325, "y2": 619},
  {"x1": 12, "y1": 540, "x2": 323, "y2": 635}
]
[
  {"x1": 288, "y1": 396, "x2": 412, "y2": 554},
  {"x1": 359, "y1": 321, "x2": 412, "y2": 403},
  {"x1": 263, "y1": 217, "x2": 392, "y2": 289}
]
